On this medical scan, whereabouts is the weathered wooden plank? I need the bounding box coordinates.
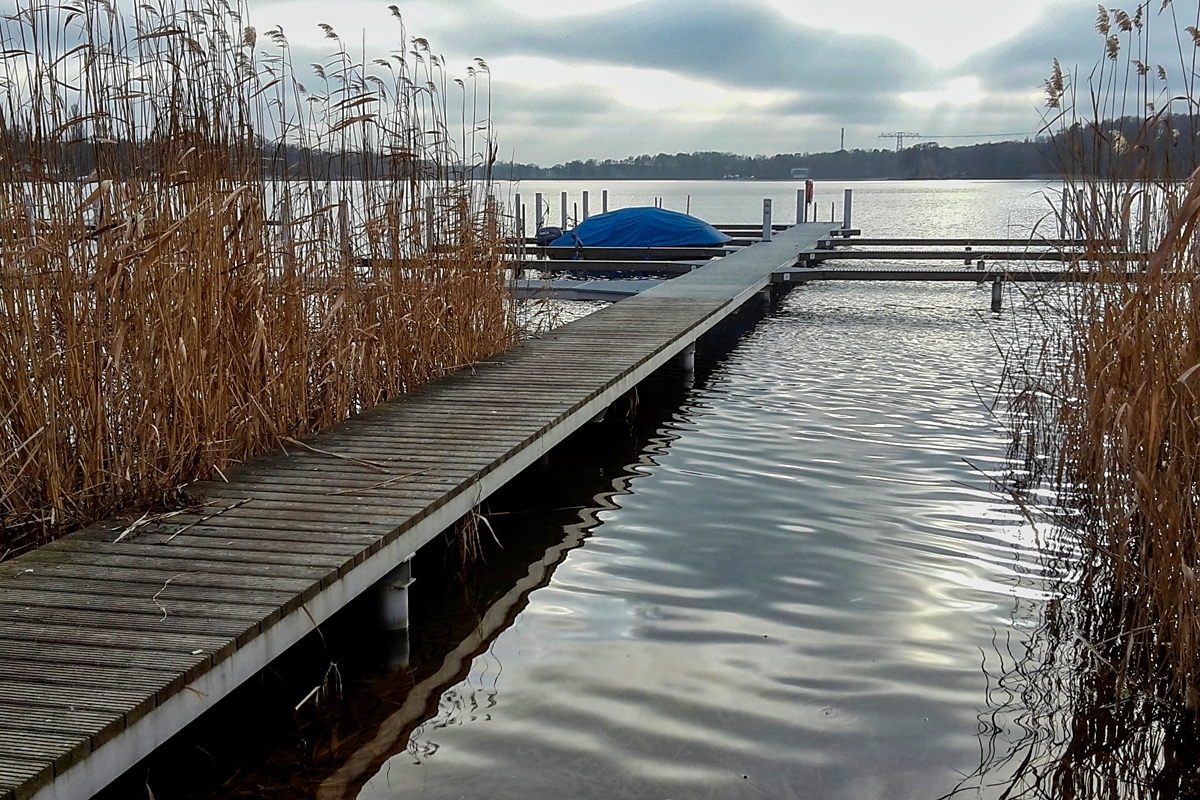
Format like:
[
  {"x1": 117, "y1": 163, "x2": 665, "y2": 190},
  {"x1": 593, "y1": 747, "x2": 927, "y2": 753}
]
[
  {"x1": 0, "y1": 752, "x2": 53, "y2": 800},
  {"x1": 0, "y1": 728, "x2": 90, "y2": 783}
]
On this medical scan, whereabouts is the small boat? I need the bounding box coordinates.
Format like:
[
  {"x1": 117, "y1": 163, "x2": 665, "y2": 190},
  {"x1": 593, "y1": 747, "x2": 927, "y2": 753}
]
[{"x1": 547, "y1": 206, "x2": 732, "y2": 249}]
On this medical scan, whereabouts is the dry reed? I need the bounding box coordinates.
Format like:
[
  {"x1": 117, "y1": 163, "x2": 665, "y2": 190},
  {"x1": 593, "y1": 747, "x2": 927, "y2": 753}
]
[
  {"x1": 968, "y1": 2, "x2": 1200, "y2": 795},
  {"x1": 0, "y1": 0, "x2": 515, "y2": 555}
]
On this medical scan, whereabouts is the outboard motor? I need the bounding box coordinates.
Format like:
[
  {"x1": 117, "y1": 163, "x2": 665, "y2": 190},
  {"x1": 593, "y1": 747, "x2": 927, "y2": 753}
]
[{"x1": 534, "y1": 226, "x2": 563, "y2": 246}]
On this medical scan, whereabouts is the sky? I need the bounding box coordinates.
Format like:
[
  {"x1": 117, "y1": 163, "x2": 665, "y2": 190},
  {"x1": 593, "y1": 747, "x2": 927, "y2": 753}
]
[{"x1": 246, "y1": 0, "x2": 1115, "y2": 164}]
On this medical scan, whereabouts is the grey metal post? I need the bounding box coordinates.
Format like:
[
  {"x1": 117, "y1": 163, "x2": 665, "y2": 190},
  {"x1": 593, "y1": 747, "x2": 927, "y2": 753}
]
[
  {"x1": 679, "y1": 341, "x2": 696, "y2": 372},
  {"x1": 762, "y1": 198, "x2": 773, "y2": 242},
  {"x1": 338, "y1": 194, "x2": 348, "y2": 256},
  {"x1": 843, "y1": 188, "x2": 853, "y2": 230},
  {"x1": 561, "y1": 191, "x2": 568, "y2": 228},
  {"x1": 535, "y1": 192, "x2": 544, "y2": 230},
  {"x1": 1060, "y1": 186, "x2": 1068, "y2": 240},
  {"x1": 602, "y1": 189, "x2": 609, "y2": 214},
  {"x1": 425, "y1": 196, "x2": 435, "y2": 251},
  {"x1": 797, "y1": 189, "x2": 804, "y2": 225},
  {"x1": 991, "y1": 278, "x2": 1002, "y2": 313},
  {"x1": 583, "y1": 190, "x2": 590, "y2": 220},
  {"x1": 514, "y1": 192, "x2": 522, "y2": 236},
  {"x1": 377, "y1": 557, "x2": 414, "y2": 631},
  {"x1": 1075, "y1": 189, "x2": 1084, "y2": 239},
  {"x1": 24, "y1": 190, "x2": 36, "y2": 245},
  {"x1": 1141, "y1": 189, "x2": 1151, "y2": 253}
]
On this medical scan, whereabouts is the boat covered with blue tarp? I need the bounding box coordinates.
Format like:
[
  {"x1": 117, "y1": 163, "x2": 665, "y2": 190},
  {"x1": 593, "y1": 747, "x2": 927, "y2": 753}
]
[{"x1": 548, "y1": 207, "x2": 732, "y2": 248}]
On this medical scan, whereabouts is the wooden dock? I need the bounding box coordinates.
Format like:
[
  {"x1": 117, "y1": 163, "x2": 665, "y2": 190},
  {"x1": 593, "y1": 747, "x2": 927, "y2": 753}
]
[{"x1": 0, "y1": 221, "x2": 836, "y2": 800}]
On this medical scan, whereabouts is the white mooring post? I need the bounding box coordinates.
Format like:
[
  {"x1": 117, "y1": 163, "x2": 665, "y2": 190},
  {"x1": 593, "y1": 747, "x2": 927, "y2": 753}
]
[
  {"x1": 762, "y1": 198, "x2": 773, "y2": 242},
  {"x1": 843, "y1": 188, "x2": 853, "y2": 230},
  {"x1": 425, "y1": 196, "x2": 435, "y2": 250},
  {"x1": 514, "y1": 192, "x2": 522, "y2": 236},
  {"x1": 535, "y1": 192, "x2": 544, "y2": 230},
  {"x1": 583, "y1": 190, "x2": 590, "y2": 220},
  {"x1": 561, "y1": 191, "x2": 568, "y2": 228},
  {"x1": 797, "y1": 189, "x2": 804, "y2": 224},
  {"x1": 602, "y1": 189, "x2": 609, "y2": 214}
]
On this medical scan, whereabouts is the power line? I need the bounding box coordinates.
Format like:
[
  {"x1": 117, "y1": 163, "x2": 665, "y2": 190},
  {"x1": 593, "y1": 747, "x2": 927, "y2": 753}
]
[
  {"x1": 879, "y1": 132, "x2": 921, "y2": 150},
  {"x1": 922, "y1": 132, "x2": 1036, "y2": 139}
]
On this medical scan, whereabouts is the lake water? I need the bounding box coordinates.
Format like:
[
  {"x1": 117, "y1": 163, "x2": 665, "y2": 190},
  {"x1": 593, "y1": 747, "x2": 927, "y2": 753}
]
[{"x1": 99, "y1": 180, "x2": 1063, "y2": 800}]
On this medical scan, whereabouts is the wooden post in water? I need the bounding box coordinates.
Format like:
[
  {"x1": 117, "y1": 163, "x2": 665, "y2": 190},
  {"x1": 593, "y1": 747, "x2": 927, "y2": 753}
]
[
  {"x1": 535, "y1": 192, "x2": 544, "y2": 230},
  {"x1": 797, "y1": 189, "x2": 805, "y2": 224},
  {"x1": 762, "y1": 198, "x2": 773, "y2": 242},
  {"x1": 991, "y1": 277, "x2": 1002, "y2": 313},
  {"x1": 843, "y1": 188, "x2": 853, "y2": 230},
  {"x1": 339, "y1": 196, "x2": 350, "y2": 260},
  {"x1": 582, "y1": 191, "x2": 590, "y2": 220},
  {"x1": 425, "y1": 196, "x2": 435, "y2": 251},
  {"x1": 602, "y1": 190, "x2": 609, "y2": 214},
  {"x1": 514, "y1": 192, "x2": 522, "y2": 237},
  {"x1": 831, "y1": 201, "x2": 835, "y2": 223},
  {"x1": 561, "y1": 192, "x2": 568, "y2": 228}
]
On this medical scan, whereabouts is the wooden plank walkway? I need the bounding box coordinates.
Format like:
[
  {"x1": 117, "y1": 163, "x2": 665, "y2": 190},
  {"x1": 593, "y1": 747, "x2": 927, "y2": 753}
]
[{"x1": 0, "y1": 221, "x2": 836, "y2": 800}]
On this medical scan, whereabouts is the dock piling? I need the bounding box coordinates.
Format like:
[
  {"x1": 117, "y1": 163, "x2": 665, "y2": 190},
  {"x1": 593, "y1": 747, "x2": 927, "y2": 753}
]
[
  {"x1": 561, "y1": 192, "x2": 568, "y2": 228},
  {"x1": 843, "y1": 188, "x2": 853, "y2": 230},
  {"x1": 377, "y1": 558, "x2": 414, "y2": 631},
  {"x1": 535, "y1": 192, "x2": 544, "y2": 230},
  {"x1": 762, "y1": 199, "x2": 773, "y2": 242},
  {"x1": 602, "y1": 190, "x2": 609, "y2": 214},
  {"x1": 680, "y1": 341, "x2": 696, "y2": 372},
  {"x1": 583, "y1": 190, "x2": 590, "y2": 220},
  {"x1": 515, "y1": 193, "x2": 522, "y2": 236},
  {"x1": 797, "y1": 189, "x2": 806, "y2": 224},
  {"x1": 991, "y1": 278, "x2": 1002, "y2": 313}
]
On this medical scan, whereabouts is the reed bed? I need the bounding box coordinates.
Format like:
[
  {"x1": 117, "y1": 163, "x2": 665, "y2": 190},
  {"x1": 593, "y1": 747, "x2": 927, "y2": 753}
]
[
  {"x1": 0, "y1": 0, "x2": 515, "y2": 555},
  {"x1": 966, "y1": 2, "x2": 1200, "y2": 795}
]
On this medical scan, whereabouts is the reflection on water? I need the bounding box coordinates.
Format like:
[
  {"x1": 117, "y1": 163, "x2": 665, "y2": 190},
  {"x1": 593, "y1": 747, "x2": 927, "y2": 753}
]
[
  {"x1": 97, "y1": 181, "x2": 1082, "y2": 800},
  {"x1": 343, "y1": 282, "x2": 1049, "y2": 800}
]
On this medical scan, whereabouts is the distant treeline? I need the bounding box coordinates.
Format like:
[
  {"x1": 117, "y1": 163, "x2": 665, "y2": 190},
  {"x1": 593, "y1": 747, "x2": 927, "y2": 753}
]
[
  {"x1": 500, "y1": 141, "x2": 1058, "y2": 181},
  {"x1": 502, "y1": 116, "x2": 1200, "y2": 181}
]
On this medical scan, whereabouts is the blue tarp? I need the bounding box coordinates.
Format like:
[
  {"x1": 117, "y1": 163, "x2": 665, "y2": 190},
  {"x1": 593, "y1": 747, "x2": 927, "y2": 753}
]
[{"x1": 548, "y1": 207, "x2": 732, "y2": 248}]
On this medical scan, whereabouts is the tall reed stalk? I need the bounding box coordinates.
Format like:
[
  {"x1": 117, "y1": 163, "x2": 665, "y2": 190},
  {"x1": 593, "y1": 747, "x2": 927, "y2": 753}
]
[{"x1": 0, "y1": 0, "x2": 514, "y2": 556}]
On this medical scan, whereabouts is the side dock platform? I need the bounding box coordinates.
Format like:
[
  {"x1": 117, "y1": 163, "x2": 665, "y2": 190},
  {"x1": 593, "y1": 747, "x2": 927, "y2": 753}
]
[{"x1": 0, "y1": 222, "x2": 836, "y2": 800}]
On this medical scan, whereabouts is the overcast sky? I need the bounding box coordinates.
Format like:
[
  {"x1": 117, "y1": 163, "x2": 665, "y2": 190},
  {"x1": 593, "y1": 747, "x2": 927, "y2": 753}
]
[{"x1": 248, "y1": 0, "x2": 1113, "y2": 164}]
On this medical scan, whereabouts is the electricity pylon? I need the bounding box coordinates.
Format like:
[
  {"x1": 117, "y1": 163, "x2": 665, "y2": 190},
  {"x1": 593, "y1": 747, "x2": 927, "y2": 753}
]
[{"x1": 879, "y1": 132, "x2": 921, "y2": 151}]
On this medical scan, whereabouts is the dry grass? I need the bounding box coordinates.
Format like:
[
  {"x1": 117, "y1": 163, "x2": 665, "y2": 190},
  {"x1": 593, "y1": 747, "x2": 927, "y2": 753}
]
[{"x1": 0, "y1": 0, "x2": 515, "y2": 555}]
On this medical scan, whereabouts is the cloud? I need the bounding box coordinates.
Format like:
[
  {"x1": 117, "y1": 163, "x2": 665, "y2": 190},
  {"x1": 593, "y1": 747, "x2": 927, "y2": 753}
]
[{"x1": 244, "y1": 0, "x2": 1111, "y2": 162}]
